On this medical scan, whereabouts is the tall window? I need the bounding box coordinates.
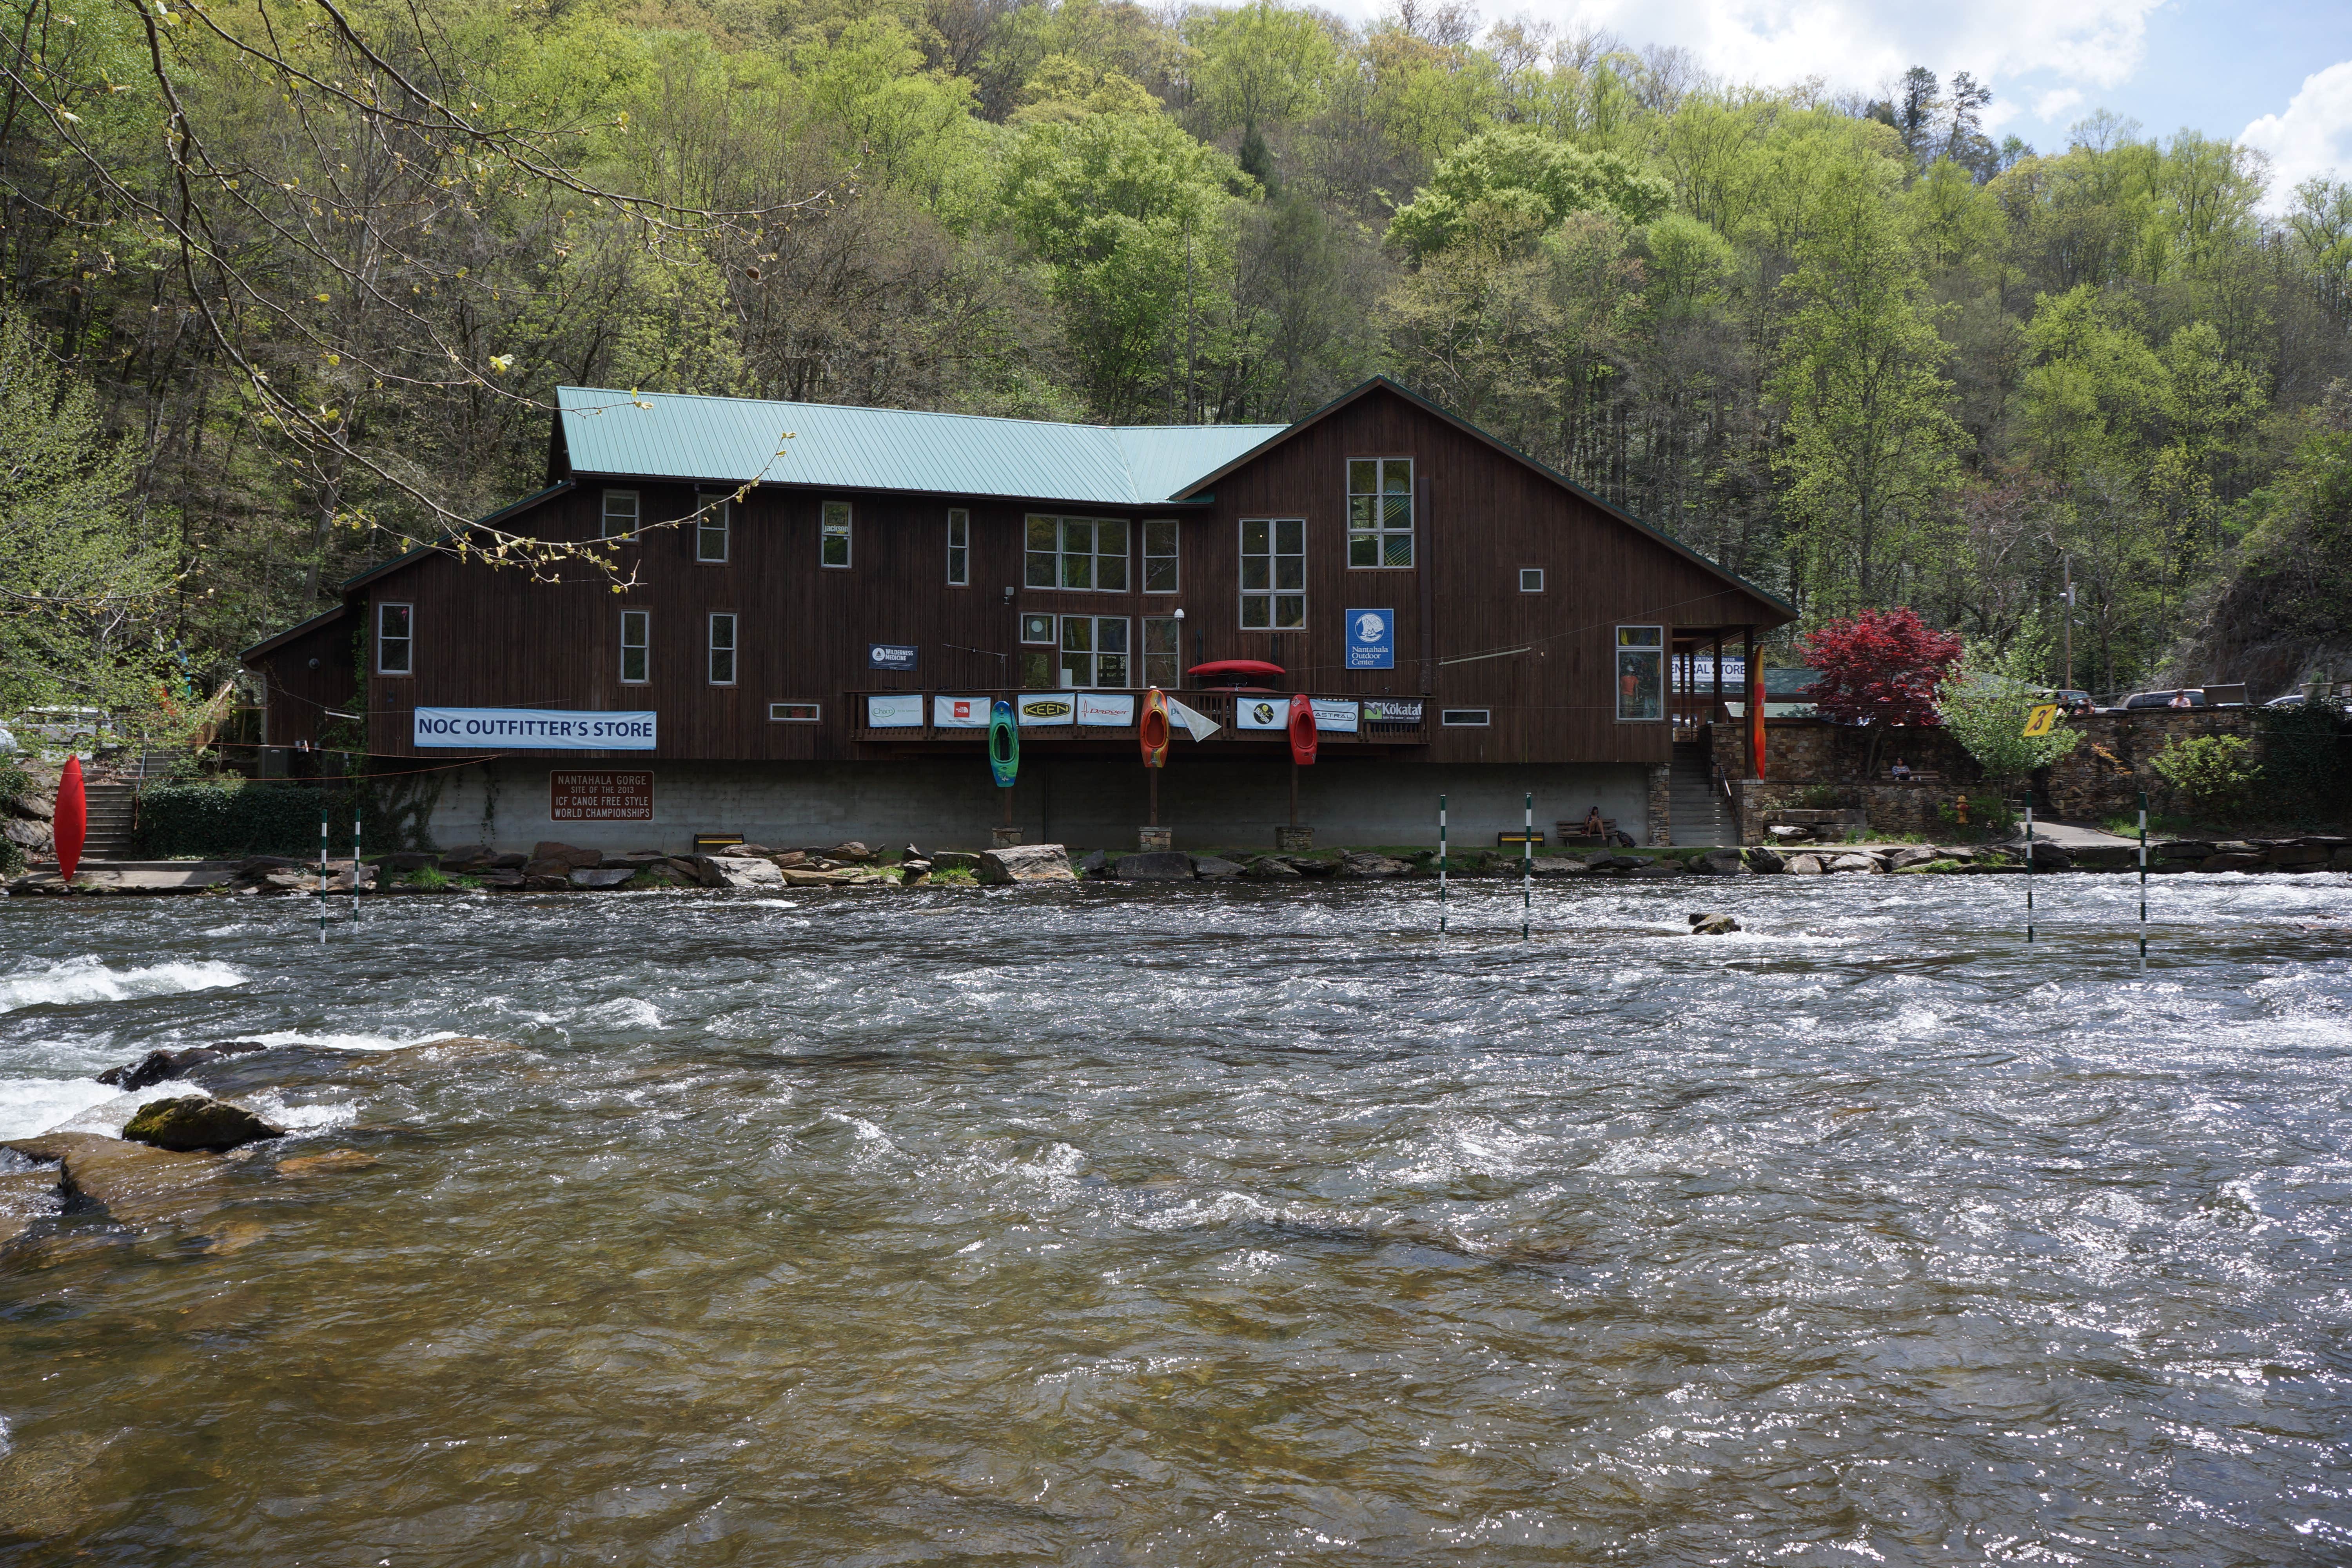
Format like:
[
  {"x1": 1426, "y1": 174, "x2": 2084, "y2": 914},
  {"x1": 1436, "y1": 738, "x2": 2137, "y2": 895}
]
[
  {"x1": 377, "y1": 602, "x2": 412, "y2": 675},
  {"x1": 1019, "y1": 616, "x2": 1129, "y2": 687},
  {"x1": 1142, "y1": 519, "x2": 1179, "y2": 593},
  {"x1": 602, "y1": 489, "x2": 639, "y2": 540},
  {"x1": 695, "y1": 490, "x2": 731, "y2": 563},
  {"x1": 946, "y1": 509, "x2": 970, "y2": 586},
  {"x1": 1143, "y1": 615, "x2": 1181, "y2": 689},
  {"x1": 1616, "y1": 625, "x2": 1665, "y2": 721},
  {"x1": 821, "y1": 501, "x2": 852, "y2": 568},
  {"x1": 1240, "y1": 518, "x2": 1305, "y2": 630},
  {"x1": 1347, "y1": 458, "x2": 1414, "y2": 567},
  {"x1": 1025, "y1": 516, "x2": 1128, "y2": 590},
  {"x1": 620, "y1": 609, "x2": 650, "y2": 684},
  {"x1": 708, "y1": 613, "x2": 737, "y2": 685}
]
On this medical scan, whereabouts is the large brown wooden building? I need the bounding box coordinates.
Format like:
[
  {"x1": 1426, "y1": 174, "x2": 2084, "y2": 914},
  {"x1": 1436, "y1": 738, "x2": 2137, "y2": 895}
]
[{"x1": 243, "y1": 378, "x2": 1792, "y2": 850}]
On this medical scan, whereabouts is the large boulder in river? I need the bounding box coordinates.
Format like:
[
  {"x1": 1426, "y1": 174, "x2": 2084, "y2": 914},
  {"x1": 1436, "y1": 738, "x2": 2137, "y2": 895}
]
[
  {"x1": 979, "y1": 844, "x2": 1076, "y2": 883},
  {"x1": 530, "y1": 841, "x2": 601, "y2": 869},
  {"x1": 97, "y1": 1042, "x2": 264, "y2": 1091},
  {"x1": 1826, "y1": 853, "x2": 1882, "y2": 875},
  {"x1": 1693, "y1": 849, "x2": 1751, "y2": 876},
  {"x1": 1112, "y1": 851, "x2": 1193, "y2": 881},
  {"x1": 1785, "y1": 853, "x2": 1826, "y2": 875},
  {"x1": 690, "y1": 854, "x2": 785, "y2": 889},
  {"x1": 1686, "y1": 911, "x2": 1741, "y2": 934},
  {"x1": 122, "y1": 1096, "x2": 282, "y2": 1153},
  {"x1": 5, "y1": 1131, "x2": 231, "y2": 1228},
  {"x1": 1191, "y1": 855, "x2": 1246, "y2": 879},
  {"x1": 1243, "y1": 855, "x2": 1300, "y2": 879},
  {"x1": 1335, "y1": 852, "x2": 1410, "y2": 879}
]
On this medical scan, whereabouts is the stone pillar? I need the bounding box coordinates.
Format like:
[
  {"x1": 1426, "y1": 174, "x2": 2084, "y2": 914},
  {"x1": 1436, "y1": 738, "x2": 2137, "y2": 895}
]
[{"x1": 1646, "y1": 762, "x2": 1671, "y2": 846}]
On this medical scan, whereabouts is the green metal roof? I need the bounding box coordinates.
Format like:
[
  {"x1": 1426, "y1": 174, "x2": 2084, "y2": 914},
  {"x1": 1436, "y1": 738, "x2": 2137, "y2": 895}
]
[{"x1": 555, "y1": 388, "x2": 1284, "y2": 507}]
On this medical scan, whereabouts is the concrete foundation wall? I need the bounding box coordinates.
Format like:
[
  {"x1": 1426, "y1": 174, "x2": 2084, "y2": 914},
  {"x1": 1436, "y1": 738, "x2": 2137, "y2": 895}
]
[{"x1": 425, "y1": 758, "x2": 1650, "y2": 855}]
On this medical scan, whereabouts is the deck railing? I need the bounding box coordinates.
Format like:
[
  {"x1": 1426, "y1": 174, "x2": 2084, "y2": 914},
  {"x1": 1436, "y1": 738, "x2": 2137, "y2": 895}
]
[{"x1": 846, "y1": 690, "x2": 1431, "y2": 747}]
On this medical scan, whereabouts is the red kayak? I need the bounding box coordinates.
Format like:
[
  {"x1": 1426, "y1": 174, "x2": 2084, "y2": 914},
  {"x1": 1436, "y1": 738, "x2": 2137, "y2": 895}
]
[
  {"x1": 54, "y1": 756, "x2": 88, "y2": 881},
  {"x1": 1287, "y1": 693, "x2": 1317, "y2": 766}
]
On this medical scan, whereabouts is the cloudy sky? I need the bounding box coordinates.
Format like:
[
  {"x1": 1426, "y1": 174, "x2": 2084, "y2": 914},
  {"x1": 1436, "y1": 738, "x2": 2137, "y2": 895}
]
[{"x1": 1324, "y1": 0, "x2": 2352, "y2": 204}]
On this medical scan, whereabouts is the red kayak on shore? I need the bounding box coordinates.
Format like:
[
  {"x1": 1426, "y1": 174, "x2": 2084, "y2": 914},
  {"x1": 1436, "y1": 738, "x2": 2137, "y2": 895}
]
[{"x1": 54, "y1": 756, "x2": 87, "y2": 881}]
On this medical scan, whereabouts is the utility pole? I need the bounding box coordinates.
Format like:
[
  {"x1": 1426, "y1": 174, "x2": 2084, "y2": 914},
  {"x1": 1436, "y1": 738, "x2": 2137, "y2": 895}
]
[{"x1": 2061, "y1": 557, "x2": 2074, "y2": 693}]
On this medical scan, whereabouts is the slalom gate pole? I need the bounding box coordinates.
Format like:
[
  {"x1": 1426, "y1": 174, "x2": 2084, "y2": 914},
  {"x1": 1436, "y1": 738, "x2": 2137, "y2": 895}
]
[
  {"x1": 2024, "y1": 802, "x2": 2035, "y2": 944},
  {"x1": 1521, "y1": 790, "x2": 1532, "y2": 940},
  {"x1": 353, "y1": 810, "x2": 362, "y2": 925},
  {"x1": 2137, "y1": 789, "x2": 2149, "y2": 971},
  {"x1": 318, "y1": 805, "x2": 328, "y2": 942},
  {"x1": 1438, "y1": 795, "x2": 1448, "y2": 936}
]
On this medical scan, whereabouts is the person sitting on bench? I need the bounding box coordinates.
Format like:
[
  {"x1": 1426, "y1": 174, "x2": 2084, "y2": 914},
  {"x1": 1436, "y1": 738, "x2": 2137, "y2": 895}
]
[
  {"x1": 1890, "y1": 757, "x2": 1913, "y2": 782},
  {"x1": 1580, "y1": 807, "x2": 1605, "y2": 838}
]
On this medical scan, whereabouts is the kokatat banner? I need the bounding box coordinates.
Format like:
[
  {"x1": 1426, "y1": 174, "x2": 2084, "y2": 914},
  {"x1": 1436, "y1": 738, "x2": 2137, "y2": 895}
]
[
  {"x1": 1311, "y1": 698, "x2": 1359, "y2": 733},
  {"x1": 414, "y1": 708, "x2": 656, "y2": 750},
  {"x1": 1076, "y1": 693, "x2": 1135, "y2": 726},
  {"x1": 933, "y1": 695, "x2": 991, "y2": 728},
  {"x1": 865, "y1": 694, "x2": 924, "y2": 728},
  {"x1": 1017, "y1": 693, "x2": 1076, "y2": 726},
  {"x1": 1364, "y1": 699, "x2": 1423, "y2": 723},
  {"x1": 1345, "y1": 608, "x2": 1395, "y2": 670},
  {"x1": 1236, "y1": 697, "x2": 1286, "y2": 730}
]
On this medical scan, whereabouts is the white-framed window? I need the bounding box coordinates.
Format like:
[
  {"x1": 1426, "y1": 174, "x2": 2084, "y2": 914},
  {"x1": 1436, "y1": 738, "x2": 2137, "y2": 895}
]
[
  {"x1": 769, "y1": 701, "x2": 821, "y2": 722},
  {"x1": 376, "y1": 601, "x2": 412, "y2": 675},
  {"x1": 1143, "y1": 615, "x2": 1181, "y2": 689},
  {"x1": 619, "y1": 609, "x2": 650, "y2": 684},
  {"x1": 1519, "y1": 568, "x2": 1544, "y2": 593},
  {"x1": 695, "y1": 490, "x2": 731, "y2": 563},
  {"x1": 1020, "y1": 612, "x2": 1056, "y2": 645},
  {"x1": 1240, "y1": 518, "x2": 1305, "y2": 630},
  {"x1": 1025, "y1": 515, "x2": 1129, "y2": 591},
  {"x1": 601, "y1": 488, "x2": 639, "y2": 540},
  {"x1": 1347, "y1": 457, "x2": 1414, "y2": 567},
  {"x1": 821, "y1": 500, "x2": 852, "y2": 568},
  {"x1": 1616, "y1": 624, "x2": 1665, "y2": 722},
  {"x1": 946, "y1": 509, "x2": 969, "y2": 586},
  {"x1": 708, "y1": 612, "x2": 737, "y2": 685},
  {"x1": 1440, "y1": 708, "x2": 1490, "y2": 727},
  {"x1": 1143, "y1": 519, "x2": 1179, "y2": 593},
  {"x1": 1019, "y1": 616, "x2": 1129, "y2": 688}
]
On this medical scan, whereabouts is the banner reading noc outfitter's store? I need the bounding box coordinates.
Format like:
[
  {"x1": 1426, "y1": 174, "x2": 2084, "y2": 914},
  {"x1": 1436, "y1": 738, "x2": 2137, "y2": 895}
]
[{"x1": 414, "y1": 708, "x2": 657, "y2": 750}]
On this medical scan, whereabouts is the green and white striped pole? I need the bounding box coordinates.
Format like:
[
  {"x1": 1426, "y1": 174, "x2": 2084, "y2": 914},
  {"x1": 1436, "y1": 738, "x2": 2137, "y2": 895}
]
[
  {"x1": 1522, "y1": 790, "x2": 1533, "y2": 940},
  {"x1": 2024, "y1": 801, "x2": 2035, "y2": 944},
  {"x1": 1438, "y1": 795, "x2": 1448, "y2": 936},
  {"x1": 2137, "y1": 790, "x2": 2149, "y2": 970},
  {"x1": 318, "y1": 805, "x2": 329, "y2": 943}
]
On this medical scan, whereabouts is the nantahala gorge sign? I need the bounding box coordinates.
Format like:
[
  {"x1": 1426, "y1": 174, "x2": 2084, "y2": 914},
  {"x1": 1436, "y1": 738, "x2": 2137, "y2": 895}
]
[
  {"x1": 414, "y1": 708, "x2": 656, "y2": 750},
  {"x1": 1345, "y1": 608, "x2": 1395, "y2": 670}
]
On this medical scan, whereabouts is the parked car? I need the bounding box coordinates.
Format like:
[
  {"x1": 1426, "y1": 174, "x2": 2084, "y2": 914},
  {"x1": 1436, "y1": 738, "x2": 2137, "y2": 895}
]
[
  {"x1": 2265, "y1": 691, "x2": 2309, "y2": 709},
  {"x1": 2115, "y1": 689, "x2": 2206, "y2": 711}
]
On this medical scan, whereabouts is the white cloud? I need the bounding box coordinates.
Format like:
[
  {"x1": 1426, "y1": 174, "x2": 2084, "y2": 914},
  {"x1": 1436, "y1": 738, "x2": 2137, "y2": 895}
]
[
  {"x1": 1318, "y1": 0, "x2": 2160, "y2": 118},
  {"x1": 2036, "y1": 88, "x2": 2086, "y2": 121},
  {"x1": 2241, "y1": 60, "x2": 2352, "y2": 206}
]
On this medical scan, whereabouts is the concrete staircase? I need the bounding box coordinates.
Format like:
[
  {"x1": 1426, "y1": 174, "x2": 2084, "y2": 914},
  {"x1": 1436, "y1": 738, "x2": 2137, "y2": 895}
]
[
  {"x1": 1670, "y1": 742, "x2": 1733, "y2": 847},
  {"x1": 79, "y1": 781, "x2": 141, "y2": 860}
]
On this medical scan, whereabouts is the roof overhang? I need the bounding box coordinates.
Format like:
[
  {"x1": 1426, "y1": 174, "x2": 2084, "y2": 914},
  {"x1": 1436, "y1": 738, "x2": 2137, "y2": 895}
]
[{"x1": 238, "y1": 603, "x2": 351, "y2": 664}]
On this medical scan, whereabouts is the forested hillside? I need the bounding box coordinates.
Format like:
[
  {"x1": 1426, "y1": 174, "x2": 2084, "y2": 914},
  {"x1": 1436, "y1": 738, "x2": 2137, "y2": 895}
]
[{"x1": 4, "y1": 0, "x2": 2350, "y2": 718}]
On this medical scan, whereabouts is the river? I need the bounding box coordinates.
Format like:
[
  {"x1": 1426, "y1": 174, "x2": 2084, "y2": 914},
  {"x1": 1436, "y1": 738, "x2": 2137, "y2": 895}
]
[{"x1": 2, "y1": 871, "x2": 2349, "y2": 1564}]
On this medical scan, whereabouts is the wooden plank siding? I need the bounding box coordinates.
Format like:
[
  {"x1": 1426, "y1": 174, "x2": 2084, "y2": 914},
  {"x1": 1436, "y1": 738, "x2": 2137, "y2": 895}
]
[{"x1": 270, "y1": 382, "x2": 1787, "y2": 767}]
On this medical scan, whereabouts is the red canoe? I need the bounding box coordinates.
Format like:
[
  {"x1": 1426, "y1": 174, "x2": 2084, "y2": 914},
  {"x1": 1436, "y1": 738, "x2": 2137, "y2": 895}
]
[
  {"x1": 54, "y1": 756, "x2": 88, "y2": 882},
  {"x1": 1187, "y1": 659, "x2": 1286, "y2": 687},
  {"x1": 1287, "y1": 693, "x2": 1318, "y2": 766}
]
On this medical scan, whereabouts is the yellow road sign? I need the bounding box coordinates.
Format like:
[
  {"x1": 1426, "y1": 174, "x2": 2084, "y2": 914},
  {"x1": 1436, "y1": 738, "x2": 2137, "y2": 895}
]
[{"x1": 2022, "y1": 704, "x2": 2060, "y2": 737}]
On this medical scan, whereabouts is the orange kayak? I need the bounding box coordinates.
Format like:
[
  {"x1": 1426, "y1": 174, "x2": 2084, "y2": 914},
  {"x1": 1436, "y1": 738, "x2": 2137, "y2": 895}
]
[{"x1": 1140, "y1": 688, "x2": 1170, "y2": 768}]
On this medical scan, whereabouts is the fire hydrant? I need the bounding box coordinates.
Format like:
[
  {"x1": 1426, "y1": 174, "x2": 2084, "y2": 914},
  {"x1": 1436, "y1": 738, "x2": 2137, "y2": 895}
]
[{"x1": 1954, "y1": 794, "x2": 1969, "y2": 826}]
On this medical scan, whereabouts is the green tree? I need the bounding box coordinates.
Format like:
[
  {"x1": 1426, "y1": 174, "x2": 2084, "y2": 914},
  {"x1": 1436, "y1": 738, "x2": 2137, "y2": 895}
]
[
  {"x1": 0, "y1": 310, "x2": 173, "y2": 717},
  {"x1": 1387, "y1": 127, "x2": 1671, "y2": 258},
  {"x1": 1935, "y1": 644, "x2": 2082, "y2": 785},
  {"x1": 1187, "y1": 1, "x2": 1339, "y2": 135},
  {"x1": 2151, "y1": 735, "x2": 2259, "y2": 821},
  {"x1": 1769, "y1": 161, "x2": 1962, "y2": 612}
]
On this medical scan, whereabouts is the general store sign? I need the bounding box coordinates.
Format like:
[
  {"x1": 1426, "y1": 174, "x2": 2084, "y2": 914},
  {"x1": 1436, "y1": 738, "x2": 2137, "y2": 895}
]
[
  {"x1": 550, "y1": 770, "x2": 653, "y2": 820},
  {"x1": 414, "y1": 708, "x2": 656, "y2": 750}
]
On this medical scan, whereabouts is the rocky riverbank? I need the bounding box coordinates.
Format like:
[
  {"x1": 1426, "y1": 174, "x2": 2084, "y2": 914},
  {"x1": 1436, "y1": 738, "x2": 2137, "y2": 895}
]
[{"x1": 9, "y1": 832, "x2": 2348, "y2": 897}]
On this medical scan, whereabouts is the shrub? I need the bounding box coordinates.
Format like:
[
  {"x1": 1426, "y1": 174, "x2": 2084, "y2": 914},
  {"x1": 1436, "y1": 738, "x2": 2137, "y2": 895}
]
[
  {"x1": 137, "y1": 777, "x2": 437, "y2": 858},
  {"x1": 2151, "y1": 735, "x2": 2259, "y2": 821}
]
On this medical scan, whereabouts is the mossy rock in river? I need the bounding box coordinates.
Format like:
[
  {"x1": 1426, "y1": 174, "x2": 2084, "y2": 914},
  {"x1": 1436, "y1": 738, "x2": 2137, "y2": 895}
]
[{"x1": 122, "y1": 1096, "x2": 283, "y2": 1153}]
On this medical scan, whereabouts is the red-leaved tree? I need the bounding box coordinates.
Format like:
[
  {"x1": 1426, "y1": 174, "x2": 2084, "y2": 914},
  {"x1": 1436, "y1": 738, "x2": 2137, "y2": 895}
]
[{"x1": 1799, "y1": 608, "x2": 1963, "y2": 728}]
